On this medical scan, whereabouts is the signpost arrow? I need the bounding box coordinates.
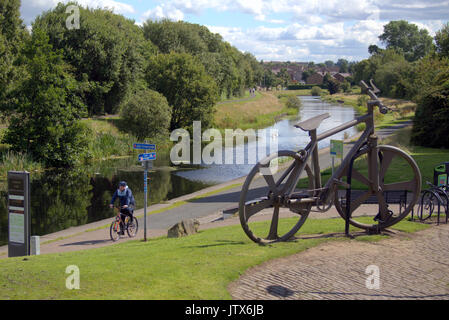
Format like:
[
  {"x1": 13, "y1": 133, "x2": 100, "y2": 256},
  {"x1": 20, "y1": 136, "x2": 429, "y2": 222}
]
[
  {"x1": 133, "y1": 143, "x2": 156, "y2": 150},
  {"x1": 138, "y1": 152, "x2": 157, "y2": 162}
]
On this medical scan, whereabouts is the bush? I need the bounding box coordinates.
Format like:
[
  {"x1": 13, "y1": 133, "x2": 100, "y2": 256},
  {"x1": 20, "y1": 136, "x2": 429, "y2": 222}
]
[
  {"x1": 341, "y1": 81, "x2": 352, "y2": 93},
  {"x1": 286, "y1": 96, "x2": 302, "y2": 109},
  {"x1": 120, "y1": 87, "x2": 172, "y2": 140},
  {"x1": 311, "y1": 86, "x2": 322, "y2": 96}
]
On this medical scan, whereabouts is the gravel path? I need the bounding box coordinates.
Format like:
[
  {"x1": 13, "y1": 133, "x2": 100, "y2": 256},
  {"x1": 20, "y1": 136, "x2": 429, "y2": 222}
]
[{"x1": 229, "y1": 222, "x2": 449, "y2": 300}]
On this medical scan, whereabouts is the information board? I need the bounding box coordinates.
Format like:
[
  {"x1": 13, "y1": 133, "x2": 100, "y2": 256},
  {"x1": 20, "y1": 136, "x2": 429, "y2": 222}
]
[
  {"x1": 8, "y1": 172, "x2": 30, "y2": 257},
  {"x1": 330, "y1": 140, "x2": 344, "y2": 159}
]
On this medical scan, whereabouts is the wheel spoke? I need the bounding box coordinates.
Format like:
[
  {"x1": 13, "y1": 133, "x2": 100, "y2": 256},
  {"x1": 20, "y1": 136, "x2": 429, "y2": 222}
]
[
  {"x1": 259, "y1": 164, "x2": 279, "y2": 195},
  {"x1": 267, "y1": 205, "x2": 280, "y2": 240},
  {"x1": 244, "y1": 197, "x2": 273, "y2": 221},
  {"x1": 341, "y1": 166, "x2": 371, "y2": 187},
  {"x1": 379, "y1": 150, "x2": 395, "y2": 180},
  {"x1": 376, "y1": 191, "x2": 390, "y2": 221},
  {"x1": 348, "y1": 191, "x2": 372, "y2": 214},
  {"x1": 280, "y1": 161, "x2": 301, "y2": 194},
  {"x1": 352, "y1": 168, "x2": 371, "y2": 186},
  {"x1": 382, "y1": 180, "x2": 416, "y2": 192}
]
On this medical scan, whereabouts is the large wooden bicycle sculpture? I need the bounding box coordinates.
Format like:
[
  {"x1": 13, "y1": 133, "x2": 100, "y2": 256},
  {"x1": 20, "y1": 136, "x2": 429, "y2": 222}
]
[{"x1": 239, "y1": 80, "x2": 422, "y2": 244}]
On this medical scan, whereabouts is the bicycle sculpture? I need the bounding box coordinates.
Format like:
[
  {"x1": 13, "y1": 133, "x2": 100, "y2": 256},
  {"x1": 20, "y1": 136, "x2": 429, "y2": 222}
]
[{"x1": 239, "y1": 80, "x2": 422, "y2": 244}]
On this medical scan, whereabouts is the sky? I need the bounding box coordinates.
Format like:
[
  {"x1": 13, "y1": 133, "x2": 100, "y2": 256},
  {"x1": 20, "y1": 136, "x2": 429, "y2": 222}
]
[{"x1": 20, "y1": 0, "x2": 449, "y2": 63}]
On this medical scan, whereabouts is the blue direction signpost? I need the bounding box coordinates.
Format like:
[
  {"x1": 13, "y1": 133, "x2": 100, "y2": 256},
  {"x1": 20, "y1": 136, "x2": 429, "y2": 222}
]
[
  {"x1": 133, "y1": 143, "x2": 156, "y2": 151},
  {"x1": 134, "y1": 143, "x2": 157, "y2": 242},
  {"x1": 138, "y1": 152, "x2": 157, "y2": 162}
]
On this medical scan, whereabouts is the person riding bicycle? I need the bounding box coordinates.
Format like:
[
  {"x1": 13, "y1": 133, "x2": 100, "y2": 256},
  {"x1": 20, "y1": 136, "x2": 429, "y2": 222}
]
[{"x1": 109, "y1": 181, "x2": 135, "y2": 235}]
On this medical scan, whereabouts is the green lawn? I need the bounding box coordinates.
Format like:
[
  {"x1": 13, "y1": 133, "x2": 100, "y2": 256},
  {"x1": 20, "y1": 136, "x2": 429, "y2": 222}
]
[{"x1": 0, "y1": 216, "x2": 428, "y2": 300}]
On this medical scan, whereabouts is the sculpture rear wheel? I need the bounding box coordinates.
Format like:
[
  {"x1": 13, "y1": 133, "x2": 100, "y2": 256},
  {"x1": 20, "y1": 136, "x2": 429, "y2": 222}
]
[
  {"x1": 239, "y1": 150, "x2": 314, "y2": 244},
  {"x1": 334, "y1": 145, "x2": 421, "y2": 231}
]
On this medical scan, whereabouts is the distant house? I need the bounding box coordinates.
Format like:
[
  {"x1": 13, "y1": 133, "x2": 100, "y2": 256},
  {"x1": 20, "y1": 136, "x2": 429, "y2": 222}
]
[
  {"x1": 290, "y1": 70, "x2": 303, "y2": 81},
  {"x1": 306, "y1": 72, "x2": 326, "y2": 85},
  {"x1": 334, "y1": 73, "x2": 351, "y2": 83}
]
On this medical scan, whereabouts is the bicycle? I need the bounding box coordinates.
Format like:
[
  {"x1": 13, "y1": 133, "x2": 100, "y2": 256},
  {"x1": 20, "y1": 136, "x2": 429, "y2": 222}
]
[
  {"x1": 239, "y1": 80, "x2": 422, "y2": 244},
  {"x1": 416, "y1": 182, "x2": 449, "y2": 224},
  {"x1": 110, "y1": 206, "x2": 139, "y2": 242}
]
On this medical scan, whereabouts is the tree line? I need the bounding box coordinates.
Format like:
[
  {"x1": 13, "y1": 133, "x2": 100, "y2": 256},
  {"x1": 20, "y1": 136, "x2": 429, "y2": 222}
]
[
  {"x1": 0, "y1": 1, "x2": 264, "y2": 167},
  {"x1": 351, "y1": 20, "x2": 449, "y2": 149}
]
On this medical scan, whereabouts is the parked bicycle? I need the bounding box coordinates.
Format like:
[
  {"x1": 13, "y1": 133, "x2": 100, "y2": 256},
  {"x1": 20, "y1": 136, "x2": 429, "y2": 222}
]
[
  {"x1": 239, "y1": 80, "x2": 422, "y2": 244},
  {"x1": 110, "y1": 205, "x2": 139, "y2": 242},
  {"x1": 415, "y1": 182, "x2": 449, "y2": 224}
]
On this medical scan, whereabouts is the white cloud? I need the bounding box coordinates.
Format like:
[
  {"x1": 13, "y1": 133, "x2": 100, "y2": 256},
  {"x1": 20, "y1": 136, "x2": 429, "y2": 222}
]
[
  {"x1": 142, "y1": 5, "x2": 184, "y2": 21},
  {"x1": 208, "y1": 17, "x2": 441, "y2": 62}
]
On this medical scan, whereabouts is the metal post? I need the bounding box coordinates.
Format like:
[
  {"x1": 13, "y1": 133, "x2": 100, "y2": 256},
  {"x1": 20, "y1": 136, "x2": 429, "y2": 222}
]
[
  {"x1": 144, "y1": 161, "x2": 148, "y2": 242},
  {"x1": 332, "y1": 157, "x2": 334, "y2": 177}
]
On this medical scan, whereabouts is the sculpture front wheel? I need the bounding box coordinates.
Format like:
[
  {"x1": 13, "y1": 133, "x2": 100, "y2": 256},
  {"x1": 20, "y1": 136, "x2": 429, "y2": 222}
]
[{"x1": 239, "y1": 150, "x2": 314, "y2": 244}]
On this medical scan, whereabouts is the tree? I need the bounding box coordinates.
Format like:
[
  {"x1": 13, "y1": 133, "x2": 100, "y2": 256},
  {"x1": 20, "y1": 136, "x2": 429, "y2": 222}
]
[
  {"x1": 2, "y1": 28, "x2": 88, "y2": 167},
  {"x1": 325, "y1": 60, "x2": 335, "y2": 68},
  {"x1": 368, "y1": 44, "x2": 382, "y2": 55},
  {"x1": 278, "y1": 68, "x2": 290, "y2": 87},
  {"x1": 411, "y1": 59, "x2": 449, "y2": 148},
  {"x1": 379, "y1": 20, "x2": 434, "y2": 62},
  {"x1": 120, "y1": 86, "x2": 172, "y2": 140},
  {"x1": 336, "y1": 59, "x2": 349, "y2": 73},
  {"x1": 373, "y1": 52, "x2": 415, "y2": 99},
  {"x1": 323, "y1": 74, "x2": 341, "y2": 95},
  {"x1": 435, "y1": 22, "x2": 449, "y2": 58},
  {"x1": 145, "y1": 52, "x2": 218, "y2": 131},
  {"x1": 33, "y1": 3, "x2": 155, "y2": 115},
  {"x1": 0, "y1": 0, "x2": 27, "y2": 114},
  {"x1": 143, "y1": 19, "x2": 263, "y2": 98}
]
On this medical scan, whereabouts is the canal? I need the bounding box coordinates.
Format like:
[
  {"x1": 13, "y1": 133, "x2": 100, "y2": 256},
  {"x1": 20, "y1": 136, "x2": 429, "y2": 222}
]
[{"x1": 0, "y1": 96, "x2": 357, "y2": 244}]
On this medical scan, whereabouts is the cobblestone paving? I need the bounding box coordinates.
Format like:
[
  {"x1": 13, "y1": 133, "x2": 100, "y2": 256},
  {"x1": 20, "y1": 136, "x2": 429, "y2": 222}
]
[{"x1": 229, "y1": 223, "x2": 449, "y2": 300}]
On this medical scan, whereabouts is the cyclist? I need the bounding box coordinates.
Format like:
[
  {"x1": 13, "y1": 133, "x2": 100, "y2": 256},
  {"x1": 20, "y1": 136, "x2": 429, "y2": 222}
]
[{"x1": 109, "y1": 181, "x2": 135, "y2": 235}]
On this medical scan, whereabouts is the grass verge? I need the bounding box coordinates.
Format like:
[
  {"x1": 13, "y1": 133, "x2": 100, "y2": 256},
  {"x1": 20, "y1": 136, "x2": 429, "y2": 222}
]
[
  {"x1": 214, "y1": 91, "x2": 298, "y2": 132},
  {"x1": 0, "y1": 215, "x2": 429, "y2": 299}
]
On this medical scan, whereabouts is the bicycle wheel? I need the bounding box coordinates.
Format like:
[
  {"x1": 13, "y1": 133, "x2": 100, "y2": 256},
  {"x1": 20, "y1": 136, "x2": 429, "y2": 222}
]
[
  {"x1": 434, "y1": 188, "x2": 449, "y2": 217},
  {"x1": 418, "y1": 190, "x2": 437, "y2": 221},
  {"x1": 126, "y1": 217, "x2": 139, "y2": 238},
  {"x1": 334, "y1": 145, "x2": 421, "y2": 231},
  {"x1": 110, "y1": 220, "x2": 121, "y2": 242},
  {"x1": 239, "y1": 150, "x2": 314, "y2": 244}
]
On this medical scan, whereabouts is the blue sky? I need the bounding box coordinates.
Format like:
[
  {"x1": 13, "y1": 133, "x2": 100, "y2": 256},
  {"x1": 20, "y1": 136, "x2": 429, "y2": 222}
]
[{"x1": 21, "y1": 0, "x2": 449, "y2": 62}]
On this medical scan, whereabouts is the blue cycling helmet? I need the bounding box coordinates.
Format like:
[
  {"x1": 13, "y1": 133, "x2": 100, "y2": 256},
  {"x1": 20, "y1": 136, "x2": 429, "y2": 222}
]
[{"x1": 119, "y1": 181, "x2": 127, "y2": 187}]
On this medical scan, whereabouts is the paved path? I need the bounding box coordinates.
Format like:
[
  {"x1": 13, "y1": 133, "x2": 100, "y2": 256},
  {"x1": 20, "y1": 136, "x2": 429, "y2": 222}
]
[
  {"x1": 0, "y1": 120, "x2": 412, "y2": 257},
  {"x1": 229, "y1": 222, "x2": 449, "y2": 300}
]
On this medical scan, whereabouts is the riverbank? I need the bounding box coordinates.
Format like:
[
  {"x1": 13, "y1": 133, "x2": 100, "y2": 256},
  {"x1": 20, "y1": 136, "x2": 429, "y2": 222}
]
[
  {"x1": 322, "y1": 91, "x2": 417, "y2": 132},
  {"x1": 214, "y1": 90, "x2": 299, "y2": 131}
]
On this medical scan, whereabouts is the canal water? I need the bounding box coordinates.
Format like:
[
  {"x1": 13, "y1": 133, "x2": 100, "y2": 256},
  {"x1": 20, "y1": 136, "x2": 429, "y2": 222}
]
[
  {"x1": 175, "y1": 96, "x2": 357, "y2": 183},
  {"x1": 0, "y1": 96, "x2": 356, "y2": 245}
]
